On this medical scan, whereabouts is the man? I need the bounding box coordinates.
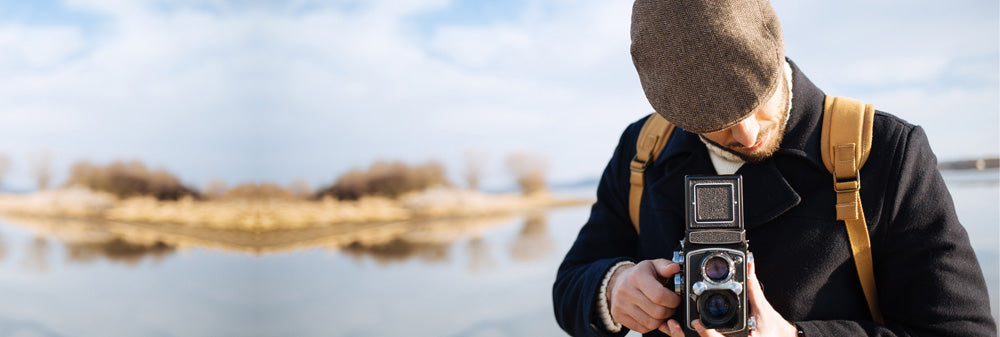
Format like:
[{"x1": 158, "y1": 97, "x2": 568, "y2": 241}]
[{"x1": 552, "y1": 0, "x2": 996, "y2": 336}]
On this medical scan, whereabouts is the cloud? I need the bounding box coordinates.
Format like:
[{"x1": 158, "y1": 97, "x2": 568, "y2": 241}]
[{"x1": 0, "y1": 0, "x2": 994, "y2": 191}]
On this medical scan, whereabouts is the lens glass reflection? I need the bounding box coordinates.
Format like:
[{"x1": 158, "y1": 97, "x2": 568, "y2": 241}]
[
  {"x1": 704, "y1": 256, "x2": 729, "y2": 281},
  {"x1": 705, "y1": 293, "x2": 730, "y2": 316}
]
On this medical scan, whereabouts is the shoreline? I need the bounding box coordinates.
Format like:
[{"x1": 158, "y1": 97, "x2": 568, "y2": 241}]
[{"x1": 0, "y1": 187, "x2": 593, "y2": 254}]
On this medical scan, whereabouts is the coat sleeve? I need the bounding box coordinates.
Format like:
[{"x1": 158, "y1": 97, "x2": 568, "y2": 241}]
[
  {"x1": 553, "y1": 120, "x2": 645, "y2": 336},
  {"x1": 797, "y1": 126, "x2": 997, "y2": 336}
]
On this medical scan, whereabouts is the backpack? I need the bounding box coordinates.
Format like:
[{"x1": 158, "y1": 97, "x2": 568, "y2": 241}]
[{"x1": 627, "y1": 95, "x2": 884, "y2": 323}]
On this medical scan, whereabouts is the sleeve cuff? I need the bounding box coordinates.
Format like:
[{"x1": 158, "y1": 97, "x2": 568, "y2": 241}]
[{"x1": 596, "y1": 260, "x2": 636, "y2": 333}]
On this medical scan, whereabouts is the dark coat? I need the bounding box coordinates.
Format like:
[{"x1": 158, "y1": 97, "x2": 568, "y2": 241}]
[{"x1": 553, "y1": 60, "x2": 996, "y2": 337}]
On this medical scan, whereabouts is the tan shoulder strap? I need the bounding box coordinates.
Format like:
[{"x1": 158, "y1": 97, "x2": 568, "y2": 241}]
[
  {"x1": 821, "y1": 95, "x2": 883, "y2": 324},
  {"x1": 628, "y1": 113, "x2": 675, "y2": 234}
]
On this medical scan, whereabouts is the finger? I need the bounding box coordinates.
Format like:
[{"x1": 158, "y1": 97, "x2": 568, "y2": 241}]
[
  {"x1": 621, "y1": 303, "x2": 666, "y2": 333},
  {"x1": 692, "y1": 319, "x2": 726, "y2": 337},
  {"x1": 745, "y1": 253, "x2": 773, "y2": 315},
  {"x1": 636, "y1": 275, "x2": 682, "y2": 309},
  {"x1": 651, "y1": 258, "x2": 681, "y2": 279},
  {"x1": 660, "y1": 319, "x2": 685, "y2": 337},
  {"x1": 615, "y1": 309, "x2": 655, "y2": 334},
  {"x1": 627, "y1": 293, "x2": 675, "y2": 321}
]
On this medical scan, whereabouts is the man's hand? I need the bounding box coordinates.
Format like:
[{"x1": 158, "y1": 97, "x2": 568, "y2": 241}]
[
  {"x1": 662, "y1": 254, "x2": 798, "y2": 337},
  {"x1": 607, "y1": 259, "x2": 682, "y2": 334}
]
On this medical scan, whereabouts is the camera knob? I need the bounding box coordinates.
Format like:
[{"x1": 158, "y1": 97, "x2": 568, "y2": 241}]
[
  {"x1": 671, "y1": 251, "x2": 684, "y2": 295},
  {"x1": 673, "y1": 274, "x2": 683, "y2": 295}
]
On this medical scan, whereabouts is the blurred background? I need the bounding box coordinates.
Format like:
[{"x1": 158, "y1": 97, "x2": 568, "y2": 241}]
[{"x1": 0, "y1": 0, "x2": 995, "y2": 336}]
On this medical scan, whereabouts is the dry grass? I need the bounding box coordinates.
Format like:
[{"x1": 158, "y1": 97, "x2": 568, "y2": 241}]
[{"x1": 0, "y1": 187, "x2": 590, "y2": 232}]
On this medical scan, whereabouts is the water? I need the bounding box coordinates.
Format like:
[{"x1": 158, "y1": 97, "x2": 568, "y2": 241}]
[{"x1": 0, "y1": 171, "x2": 995, "y2": 337}]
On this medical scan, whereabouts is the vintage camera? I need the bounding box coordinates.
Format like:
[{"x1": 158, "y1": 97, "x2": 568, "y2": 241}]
[{"x1": 672, "y1": 175, "x2": 749, "y2": 335}]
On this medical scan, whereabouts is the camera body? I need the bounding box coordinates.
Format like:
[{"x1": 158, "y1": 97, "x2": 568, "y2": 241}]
[{"x1": 672, "y1": 175, "x2": 748, "y2": 335}]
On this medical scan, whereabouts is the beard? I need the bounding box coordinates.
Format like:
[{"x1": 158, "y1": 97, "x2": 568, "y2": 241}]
[{"x1": 702, "y1": 87, "x2": 791, "y2": 163}]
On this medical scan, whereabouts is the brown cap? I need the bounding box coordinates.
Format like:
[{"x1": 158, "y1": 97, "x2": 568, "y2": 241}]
[{"x1": 631, "y1": 0, "x2": 785, "y2": 133}]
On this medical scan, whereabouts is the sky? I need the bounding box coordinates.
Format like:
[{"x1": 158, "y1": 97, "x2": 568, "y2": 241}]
[{"x1": 0, "y1": 0, "x2": 996, "y2": 192}]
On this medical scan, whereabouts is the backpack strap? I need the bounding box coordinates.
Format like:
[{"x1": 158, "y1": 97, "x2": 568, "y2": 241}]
[
  {"x1": 821, "y1": 95, "x2": 883, "y2": 324},
  {"x1": 628, "y1": 113, "x2": 675, "y2": 234}
]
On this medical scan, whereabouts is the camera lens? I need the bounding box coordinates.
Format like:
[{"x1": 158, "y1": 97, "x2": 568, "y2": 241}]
[
  {"x1": 704, "y1": 256, "x2": 729, "y2": 282},
  {"x1": 699, "y1": 291, "x2": 738, "y2": 327},
  {"x1": 705, "y1": 293, "x2": 730, "y2": 316}
]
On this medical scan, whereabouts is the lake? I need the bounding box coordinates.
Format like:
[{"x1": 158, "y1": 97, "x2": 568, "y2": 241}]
[{"x1": 0, "y1": 170, "x2": 995, "y2": 337}]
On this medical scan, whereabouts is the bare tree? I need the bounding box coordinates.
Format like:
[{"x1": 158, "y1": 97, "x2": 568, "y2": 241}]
[
  {"x1": 0, "y1": 151, "x2": 11, "y2": 191},
  {"x1": 505, "y1": 151, "x2": 550, "y2": 195},
  {"x1": 28, "y1": 149, "x2": 53, "y2": 191},
  {"x1": 463, "y1": 149, "x2": 488, "y2": 191}
]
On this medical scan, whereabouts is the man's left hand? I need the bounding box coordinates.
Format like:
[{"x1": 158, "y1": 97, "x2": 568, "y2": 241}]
[{"x1": 662, "y1": 254, "x2": 799, "y2": 337}]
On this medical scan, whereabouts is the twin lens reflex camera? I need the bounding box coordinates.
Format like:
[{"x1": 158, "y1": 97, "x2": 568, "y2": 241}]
[{"x1": 672, "y1": 175, "x2": 749, "y2": 335}]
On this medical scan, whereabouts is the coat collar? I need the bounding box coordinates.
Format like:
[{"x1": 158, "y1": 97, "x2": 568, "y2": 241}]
[
  {"x1": 773, "y1": 59, "x2": 827, "y2": 171},
  {"x1": 647, "y1": 58, "x2": 825, "y2": 229}
]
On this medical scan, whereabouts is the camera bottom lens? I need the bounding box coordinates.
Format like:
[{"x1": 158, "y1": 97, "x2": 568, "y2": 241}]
[{"x1": 698, "y1": 291, "x2": 739, "y2": 328}]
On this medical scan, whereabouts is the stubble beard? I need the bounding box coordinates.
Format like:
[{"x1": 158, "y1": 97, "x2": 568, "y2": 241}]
[{"x1": 704, "y1": 89, "x2": 791, "y2": 164}]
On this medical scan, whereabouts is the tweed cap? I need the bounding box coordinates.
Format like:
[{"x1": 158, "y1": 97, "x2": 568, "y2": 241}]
[{"x1": 631, "y1": 0, "x2": 785, "y2": 133}]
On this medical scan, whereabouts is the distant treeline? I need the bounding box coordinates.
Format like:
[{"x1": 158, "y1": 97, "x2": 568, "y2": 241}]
[
  {"x1": 0, "y1": 150, "x2": 551, "y2": 201},
  {"x1": 938, "y1": 158, "x2": 1000, "y2": 171},
  {"x1": 315, "y1": 152, "x2": 550, "y2": 200},
  {"x1": 68, "y1": 161, "x2": 200, "y2": 200},
  {"x1": 314, "y1": 161, "x2": 449, "y2": 200}
]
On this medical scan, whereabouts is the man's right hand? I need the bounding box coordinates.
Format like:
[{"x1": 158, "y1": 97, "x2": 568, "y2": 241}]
[{"x1": 607, "y1": 259, "x2": 682, "y2": 334}]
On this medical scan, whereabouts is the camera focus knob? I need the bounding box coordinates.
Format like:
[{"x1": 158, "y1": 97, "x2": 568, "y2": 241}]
[
  {"x1": 671, "y1": 251, "x2": 684, "y2": 295},
  {"x1": 673, "y1": 274, "x2": 683, "y2": 295}
]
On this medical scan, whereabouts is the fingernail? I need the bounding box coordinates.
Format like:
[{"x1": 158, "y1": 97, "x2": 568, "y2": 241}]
[{"x1": 747, "y1": 252, "x2": 754, "y2": 264}]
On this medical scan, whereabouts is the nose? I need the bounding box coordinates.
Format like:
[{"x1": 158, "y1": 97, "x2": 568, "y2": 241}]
[{"x1": 731, "y1": 117, "x2": 760, "y2": 148}]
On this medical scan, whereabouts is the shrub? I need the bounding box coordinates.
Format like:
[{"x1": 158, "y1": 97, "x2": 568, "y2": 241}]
[
  {"x1": 65, "y1": 160, "x2": 199, "y2": 200},
  {"x1": 505, "y1": 152, "x2": 549, "y2": 195},
  {"x1": 315, "y1": 160, "x2": 450, "y2": 200}
]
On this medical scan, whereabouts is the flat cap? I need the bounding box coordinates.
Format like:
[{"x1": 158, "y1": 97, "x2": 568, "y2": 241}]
[{"x1": 631, "y1": 0, "x2": 785, "y2": 133}]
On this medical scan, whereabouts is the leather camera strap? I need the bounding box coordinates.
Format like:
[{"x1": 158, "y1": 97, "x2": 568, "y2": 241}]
[
  {"x1": 629, "y1": 113, "x2": 674, "y2": 234},
  {"x1": 821, "y1": 95, "x2": 884, "y2": 324}
]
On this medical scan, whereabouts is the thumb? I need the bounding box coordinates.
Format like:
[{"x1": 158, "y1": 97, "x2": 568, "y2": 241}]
[
  {"x1": 746, "y1": 253, "x2": 773, "y2": 315},
  {"x1": 651, "y1": 258, "x2": 681, "y2": 279}
]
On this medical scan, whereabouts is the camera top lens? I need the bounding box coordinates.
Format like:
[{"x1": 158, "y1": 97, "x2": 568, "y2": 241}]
[{"x1": 704, "y1": 256, "x2": 730, "y2": 282}]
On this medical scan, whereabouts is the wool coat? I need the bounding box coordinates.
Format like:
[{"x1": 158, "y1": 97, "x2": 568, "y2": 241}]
[{"x1": 553, "y1": 60, "x2": 996, "y2": 337}]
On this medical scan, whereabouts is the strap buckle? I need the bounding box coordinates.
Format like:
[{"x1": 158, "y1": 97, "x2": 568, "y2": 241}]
[
  {"x1": 630, "y1": 154, "x2": 650, "y2": 173},
  {"x1": 833, "y1": 173, "x2": 860, "y2": 193}
]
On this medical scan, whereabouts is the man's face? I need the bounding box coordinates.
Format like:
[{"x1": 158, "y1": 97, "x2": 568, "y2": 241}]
[{"x1": 700, "y1": 78, "x2": 789, "y2": 163}]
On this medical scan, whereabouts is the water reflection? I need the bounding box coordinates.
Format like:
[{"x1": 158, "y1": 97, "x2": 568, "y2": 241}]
[
  {"x1": 336, "y1": 215, "x2": 514, "y2": 266},
  {"x1": 65, "y1": 239, "x2": 174, "y2": 266},
  {"x1": 0, "y1": 210, "x2": 560, "y2": 265},
  {"x1": 0, "y1": 232, "x2": 7, "y2": 262},
  {"x1": 1, "y1": 215, "x2": 176, "y2": 267},
  {"x1": 510, "y1": 212, "x2": 555, "y2": 262},
  {"x1": 337, "y1": 213, "x2": 559, "y2": 267},
  {"x1": 22, "y1": 237, "x2": 50, "y2": 274},
  {"x1": 466, "y1": 237, "x2": 496, "y2": 273},
  {"x1": 940, "y1": 169, "x2": 1000, "y2": 186},
  {"x1": 341, "y1": 239, "x2": 451, "y2": 266}
]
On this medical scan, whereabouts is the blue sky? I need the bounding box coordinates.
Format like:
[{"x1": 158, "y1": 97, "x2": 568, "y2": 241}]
[{"x1": 0, "y1": 0, "x2": 996, "y2": 192}]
